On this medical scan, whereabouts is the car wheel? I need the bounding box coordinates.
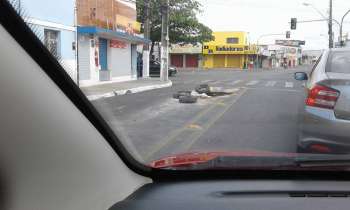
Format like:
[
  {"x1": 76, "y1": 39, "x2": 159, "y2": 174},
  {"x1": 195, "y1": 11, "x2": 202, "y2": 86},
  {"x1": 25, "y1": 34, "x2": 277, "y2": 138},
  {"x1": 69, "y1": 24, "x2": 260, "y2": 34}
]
[{"x1": 179, "y1": 95, "x2": 198, "y2": 104}]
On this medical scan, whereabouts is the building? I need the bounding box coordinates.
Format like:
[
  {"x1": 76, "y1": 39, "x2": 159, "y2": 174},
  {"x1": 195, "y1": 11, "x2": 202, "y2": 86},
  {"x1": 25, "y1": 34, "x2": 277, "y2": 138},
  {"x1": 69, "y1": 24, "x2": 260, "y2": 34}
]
[
  {"x1": 170, "y1": 44, "x2": 202, "y2": 70},
  {"x1": 259, "y1": 44, "x2": 302, "y2": 69},
  {"x1": 302, "y1": 50, "x2": 323, "y2": 65},
  {"x1": 11, "y1": 0, "x2": 77, "y2": 82},
  {"x1": 202, "y1": 32, "x2": 257, "y2": 69},
  {"x1": 76, "y1": 0, "x2": 150, "y2": 86}
]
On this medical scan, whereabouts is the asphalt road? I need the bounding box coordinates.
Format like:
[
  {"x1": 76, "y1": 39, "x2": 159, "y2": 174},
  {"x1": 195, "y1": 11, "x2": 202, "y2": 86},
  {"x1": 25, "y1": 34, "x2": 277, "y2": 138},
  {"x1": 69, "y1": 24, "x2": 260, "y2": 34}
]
[{"x1": 93, "y1": 66, "x2": 310, "y2": 162}]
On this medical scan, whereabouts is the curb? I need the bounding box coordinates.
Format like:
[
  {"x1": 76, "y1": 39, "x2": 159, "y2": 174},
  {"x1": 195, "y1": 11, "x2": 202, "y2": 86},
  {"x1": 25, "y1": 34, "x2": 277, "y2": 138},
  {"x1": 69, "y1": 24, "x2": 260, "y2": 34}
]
[{"x1": 87, "y1": 81, "x2": 173, "y2": 101}]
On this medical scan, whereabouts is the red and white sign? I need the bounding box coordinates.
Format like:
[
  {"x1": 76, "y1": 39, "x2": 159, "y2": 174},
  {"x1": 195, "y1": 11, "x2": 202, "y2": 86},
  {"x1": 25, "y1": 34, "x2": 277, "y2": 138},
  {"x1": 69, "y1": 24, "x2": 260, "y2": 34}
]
[{"x1": 110, "y1": 40, "x2": 127, "y2": 49}]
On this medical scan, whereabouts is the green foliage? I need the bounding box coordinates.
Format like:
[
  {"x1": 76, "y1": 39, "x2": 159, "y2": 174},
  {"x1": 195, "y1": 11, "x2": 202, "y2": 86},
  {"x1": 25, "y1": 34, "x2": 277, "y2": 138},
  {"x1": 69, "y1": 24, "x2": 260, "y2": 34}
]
[{"x1": 136, "y1": 0, "x2": 213, "y2": 44}]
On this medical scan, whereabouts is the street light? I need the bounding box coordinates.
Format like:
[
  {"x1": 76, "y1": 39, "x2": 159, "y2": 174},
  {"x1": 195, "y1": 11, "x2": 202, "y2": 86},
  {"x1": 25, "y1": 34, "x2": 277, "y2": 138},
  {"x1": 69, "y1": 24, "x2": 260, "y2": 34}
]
[
  {"x1": 302, "y1": 2, "x2": 340, "y2": 27},
  {"x1": 340, "y1": 9, "x2": 350, "y2": 46},
  {"x1": 303, "y1": 2, "x2": 328, "y2": 19},
  {"x1": 303, "y1": 1, "x2": 338, "y2": 48}
]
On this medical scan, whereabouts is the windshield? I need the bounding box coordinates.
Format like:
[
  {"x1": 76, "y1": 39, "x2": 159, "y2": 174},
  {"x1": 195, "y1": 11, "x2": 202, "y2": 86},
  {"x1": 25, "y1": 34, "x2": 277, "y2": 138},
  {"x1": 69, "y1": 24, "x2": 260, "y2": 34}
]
[
  {"x1": 328, "y1": 51, "x2": 350, "y2": 73},
  {"x1": 9, "y1": 0, "x2": 350, "y2": 171}
]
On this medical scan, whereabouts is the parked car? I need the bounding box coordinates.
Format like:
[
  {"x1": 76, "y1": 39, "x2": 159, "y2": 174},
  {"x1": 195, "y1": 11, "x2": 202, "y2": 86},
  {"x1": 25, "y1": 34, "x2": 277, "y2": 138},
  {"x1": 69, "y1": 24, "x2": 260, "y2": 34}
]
[
  {"x1": 295, "y1": 48, "x2": 350, "y2": 154},
  {"x1": 149, "y1": 60, "x2": 177, "y2": 77}
]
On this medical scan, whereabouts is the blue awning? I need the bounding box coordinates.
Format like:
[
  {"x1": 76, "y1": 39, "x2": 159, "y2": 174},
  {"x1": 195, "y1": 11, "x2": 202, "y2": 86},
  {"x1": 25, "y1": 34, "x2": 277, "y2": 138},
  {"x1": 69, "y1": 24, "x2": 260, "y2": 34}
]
[{"x1": 77, "y1": 26, "x2": 151, "y2": 44}]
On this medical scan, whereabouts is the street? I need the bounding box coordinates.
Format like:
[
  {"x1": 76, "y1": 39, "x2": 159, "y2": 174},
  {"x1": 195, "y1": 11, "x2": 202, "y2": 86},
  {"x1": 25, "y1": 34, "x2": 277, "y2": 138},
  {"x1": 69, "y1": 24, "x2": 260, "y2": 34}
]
[{"x1": 93, "y1": 66, "x2": 310, "y2": 162}]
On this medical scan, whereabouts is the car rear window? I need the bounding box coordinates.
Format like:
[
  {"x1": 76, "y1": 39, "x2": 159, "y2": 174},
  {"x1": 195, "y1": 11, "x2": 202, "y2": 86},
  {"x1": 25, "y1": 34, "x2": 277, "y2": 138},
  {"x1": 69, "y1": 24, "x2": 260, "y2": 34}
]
[{"x1": 328, "y1": 51, "x2": 350, "y2": 74}]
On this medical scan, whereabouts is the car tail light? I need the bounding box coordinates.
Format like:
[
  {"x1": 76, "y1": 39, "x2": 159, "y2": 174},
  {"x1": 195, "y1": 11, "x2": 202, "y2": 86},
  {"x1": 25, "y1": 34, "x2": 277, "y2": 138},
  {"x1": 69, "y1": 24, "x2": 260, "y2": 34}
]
[
  {"x1": 310, "y1": 144, "x2": 332, "y2": 153},
  {"x1": 306, "y1": 84, "x2": 340, "y2": 109}
]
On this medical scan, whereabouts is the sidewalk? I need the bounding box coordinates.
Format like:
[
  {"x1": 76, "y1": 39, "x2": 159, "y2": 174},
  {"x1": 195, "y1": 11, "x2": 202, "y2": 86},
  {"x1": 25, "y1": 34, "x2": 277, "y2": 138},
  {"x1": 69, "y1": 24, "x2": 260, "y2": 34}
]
[{"x1": 81, "y1": 78, "x2": 173, "y2": 101}]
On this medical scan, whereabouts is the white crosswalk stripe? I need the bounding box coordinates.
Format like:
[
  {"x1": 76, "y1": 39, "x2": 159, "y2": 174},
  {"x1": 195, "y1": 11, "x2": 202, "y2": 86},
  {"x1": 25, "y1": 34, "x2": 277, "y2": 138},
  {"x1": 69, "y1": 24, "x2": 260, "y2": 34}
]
[
  {"x1": 201, "y1": 80, "x2": 212, "y2": 83},
  {"x1": 265, "y1": 81, "x2": 277, "y2": 87},
  {"x1": 246, "y1": 81, "x2": 259, "y2": 86},
  {"x1": 285, "y1": 82, "x2": 294, "y2": 88},
  {"x1": 231, "y1": 80, "x2": 242, "y2": 85},
  {"x1": 211, "y1": 81, "x2": 221, "y2": 85}
]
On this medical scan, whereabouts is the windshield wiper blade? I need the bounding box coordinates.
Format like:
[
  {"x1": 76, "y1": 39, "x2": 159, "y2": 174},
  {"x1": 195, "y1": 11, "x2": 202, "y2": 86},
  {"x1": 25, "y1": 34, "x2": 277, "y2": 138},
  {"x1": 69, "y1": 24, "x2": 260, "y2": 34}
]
[{"x1": 295, "y1": 154, "x2": 350, "y2": 167}]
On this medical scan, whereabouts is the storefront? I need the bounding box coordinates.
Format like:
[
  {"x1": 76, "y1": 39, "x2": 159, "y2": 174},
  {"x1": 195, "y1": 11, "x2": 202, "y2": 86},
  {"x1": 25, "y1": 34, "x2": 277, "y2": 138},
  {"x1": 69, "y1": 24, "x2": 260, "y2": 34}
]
[
  {"x1": 202, "y1": 32, "x2": 257, "y2": 69},
  {"x1": 169, "y1": 44, "x2": 202, "y2": 69},
  {"x1": 77, "y1": 26, "x2": 150, "y2": 86}
]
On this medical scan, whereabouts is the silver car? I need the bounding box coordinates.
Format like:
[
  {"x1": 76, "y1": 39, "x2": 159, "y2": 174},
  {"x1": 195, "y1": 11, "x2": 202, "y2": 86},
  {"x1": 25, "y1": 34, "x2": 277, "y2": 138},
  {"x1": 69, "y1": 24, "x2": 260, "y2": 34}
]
[{"x1": 295, "y1": 48, "x2": 350, "y2": 154}]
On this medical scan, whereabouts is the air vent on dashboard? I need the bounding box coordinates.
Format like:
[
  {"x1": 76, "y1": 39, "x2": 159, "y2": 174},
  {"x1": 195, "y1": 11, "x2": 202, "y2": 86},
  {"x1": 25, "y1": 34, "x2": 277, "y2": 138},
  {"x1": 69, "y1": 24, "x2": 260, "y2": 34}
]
[
  {"x1": 213, "y1": 191, "x2": 350, "y2": 198},
  {"x1": 289, "y1": 192, "x2": 350, "y2": 198}
]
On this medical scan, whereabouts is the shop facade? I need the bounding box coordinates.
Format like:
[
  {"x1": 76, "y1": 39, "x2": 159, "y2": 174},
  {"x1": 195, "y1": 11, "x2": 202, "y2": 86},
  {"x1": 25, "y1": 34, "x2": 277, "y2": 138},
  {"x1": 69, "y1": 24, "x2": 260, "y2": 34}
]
[
  {"x1": 170, "y1": 44, "x2": 202, "y2": 69},
  {"x1": 202, "y1": 32, "x2": 257, "y2": 69},
  {"x1": 76, "y1": 0, "x2": 149, "y2": 87},
  {"x1": 77, "y1": 27, "x2": 149, "y2": 86}
]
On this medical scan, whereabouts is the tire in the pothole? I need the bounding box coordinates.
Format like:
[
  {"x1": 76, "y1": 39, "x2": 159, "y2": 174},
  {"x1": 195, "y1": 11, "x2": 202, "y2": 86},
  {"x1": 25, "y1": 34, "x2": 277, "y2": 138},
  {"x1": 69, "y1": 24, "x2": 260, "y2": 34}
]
[
  {"x1": 179, "y1": 95, "x2": 198, "y2": 104},
  {"x1": 173, "y1": 91, "x2": 191, "y2": 99},
  {"x1": 195, "y1": 84, "x2": 210, "y2": 94}
]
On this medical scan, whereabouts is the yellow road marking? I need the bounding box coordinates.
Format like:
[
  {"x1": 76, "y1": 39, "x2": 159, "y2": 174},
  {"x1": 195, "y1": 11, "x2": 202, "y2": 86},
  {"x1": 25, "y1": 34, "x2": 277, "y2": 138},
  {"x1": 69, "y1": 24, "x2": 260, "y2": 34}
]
[
  {"x1": 144, "y1": 89, "x2": 247, "y2": 161},
  {"x1": 144, "y1": 98, "x2": 224, "y2": 161},
  {"x1": 187, "y1": 124, "x2": 203, "y2": 130},
  {"x1": 184, "y1": 89, "x2": 248, "y2": 151}
]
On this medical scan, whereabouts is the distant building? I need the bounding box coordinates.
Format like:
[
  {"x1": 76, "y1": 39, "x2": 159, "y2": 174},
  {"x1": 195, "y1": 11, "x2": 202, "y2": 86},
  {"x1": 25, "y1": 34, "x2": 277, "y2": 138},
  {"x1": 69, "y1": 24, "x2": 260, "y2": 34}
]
[
  {"x1": 258, "y1": 44, "x2": 302, "y2": 69},
  {"x1": 11, "y1": 0, "x2": 77, "y2": 82},
  {"x1": 302, "y1": 50, "x2": 323, "y2": 65},
  {"x1": 76, "y1": 0, "x2": 150, "y2": 87},
  {"x1": 202, "y1": 32, "x2": 257, "y2": 69},
  {"x1": 169, "y1": 44, "x2": 203, "y2": 69}
]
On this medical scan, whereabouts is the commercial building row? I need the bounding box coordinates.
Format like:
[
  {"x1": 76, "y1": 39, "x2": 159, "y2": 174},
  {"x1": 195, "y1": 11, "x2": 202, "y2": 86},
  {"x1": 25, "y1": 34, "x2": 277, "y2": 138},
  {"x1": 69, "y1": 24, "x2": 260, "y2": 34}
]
[
  {"x1": 169, "y1": 31, "x2": 304, "y2": 70},
  {"x1": 11, "y1": 0, "x2": 150, "y2": 87}
]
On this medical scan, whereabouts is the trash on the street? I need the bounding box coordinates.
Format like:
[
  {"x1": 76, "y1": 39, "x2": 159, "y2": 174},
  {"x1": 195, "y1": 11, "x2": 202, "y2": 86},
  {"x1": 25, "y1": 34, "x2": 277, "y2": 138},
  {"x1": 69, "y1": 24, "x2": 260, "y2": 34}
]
[
  {"x1": 196, "y1": 84, "x2": 239, "y2": 96},
  {"x1": 191, "y1": 91, "x2": 211, "y2": 99}
]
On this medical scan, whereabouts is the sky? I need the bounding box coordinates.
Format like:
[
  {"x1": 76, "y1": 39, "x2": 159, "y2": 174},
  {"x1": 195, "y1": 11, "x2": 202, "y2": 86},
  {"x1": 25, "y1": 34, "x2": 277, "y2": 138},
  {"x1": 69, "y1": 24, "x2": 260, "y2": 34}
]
[{"x1": 197, "y1": 0, "x2": 350, "y2": 50}]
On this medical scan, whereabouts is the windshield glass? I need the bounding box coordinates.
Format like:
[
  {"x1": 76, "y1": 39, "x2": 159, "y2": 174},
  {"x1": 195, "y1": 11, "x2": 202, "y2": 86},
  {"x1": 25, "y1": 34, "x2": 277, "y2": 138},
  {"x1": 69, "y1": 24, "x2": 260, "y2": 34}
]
[
  {"x1": 328, "y1": 51, "x2": 350, "y2": 73},
  {"x1": 10, "y1": 0, "x2": 350, "y2": 170}
]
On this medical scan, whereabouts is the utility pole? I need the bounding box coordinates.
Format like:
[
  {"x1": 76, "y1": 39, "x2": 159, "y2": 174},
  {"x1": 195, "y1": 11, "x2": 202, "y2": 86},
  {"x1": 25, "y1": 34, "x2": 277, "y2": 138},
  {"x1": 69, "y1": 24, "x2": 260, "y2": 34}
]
[
  {"x1": 329, "y1": 0, "x2": 333, "y2": 48},
  {"x1": 160, "y1": 0, "x2": 169, "y2": 82},
  {"x1": 18, "y1": 0, "x2": 21, "y2": 14},
  {"x1": 142, "y1": 0, "x2": 151, "y2": 78},
  {"x1": 74, "y1": 1, "x2": 80, "y2": 86}
]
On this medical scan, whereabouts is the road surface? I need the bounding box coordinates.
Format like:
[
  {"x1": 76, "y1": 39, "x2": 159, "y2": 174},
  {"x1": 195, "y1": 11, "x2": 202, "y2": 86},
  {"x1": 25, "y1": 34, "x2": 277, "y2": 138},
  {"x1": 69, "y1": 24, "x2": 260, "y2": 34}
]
[{"x1": 93, "y1": 66, "x2": 309, "y2": 162}]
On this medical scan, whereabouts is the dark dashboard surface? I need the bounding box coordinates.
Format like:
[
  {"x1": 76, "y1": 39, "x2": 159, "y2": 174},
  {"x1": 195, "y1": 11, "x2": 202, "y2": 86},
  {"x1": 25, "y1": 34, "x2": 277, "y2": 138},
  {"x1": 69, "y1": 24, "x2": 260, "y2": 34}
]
[{"x1": 110, "y1": 180, "x2": 350, "y2": 210}]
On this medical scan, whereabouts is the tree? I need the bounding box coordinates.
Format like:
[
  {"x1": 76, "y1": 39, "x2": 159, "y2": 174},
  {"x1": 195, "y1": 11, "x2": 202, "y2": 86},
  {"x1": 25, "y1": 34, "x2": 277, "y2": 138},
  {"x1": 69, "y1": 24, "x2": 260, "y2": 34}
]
[{"x1": 136, "y1": 0, "x2": 213, "y2": 56}]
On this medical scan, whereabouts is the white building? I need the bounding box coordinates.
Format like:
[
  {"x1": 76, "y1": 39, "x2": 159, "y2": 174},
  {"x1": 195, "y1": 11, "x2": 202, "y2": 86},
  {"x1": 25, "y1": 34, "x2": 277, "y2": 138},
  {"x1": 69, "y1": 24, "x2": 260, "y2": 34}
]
[{"x1": 76, "y1": 0, "x2": 150, "y2": 87}]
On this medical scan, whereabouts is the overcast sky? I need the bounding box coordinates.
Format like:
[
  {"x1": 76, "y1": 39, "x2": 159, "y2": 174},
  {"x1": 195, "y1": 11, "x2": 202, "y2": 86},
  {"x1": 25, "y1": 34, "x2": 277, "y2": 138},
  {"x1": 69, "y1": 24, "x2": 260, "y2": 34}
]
[{"x1": 197, "y1": 0, "x2": 350, "y2": 50}]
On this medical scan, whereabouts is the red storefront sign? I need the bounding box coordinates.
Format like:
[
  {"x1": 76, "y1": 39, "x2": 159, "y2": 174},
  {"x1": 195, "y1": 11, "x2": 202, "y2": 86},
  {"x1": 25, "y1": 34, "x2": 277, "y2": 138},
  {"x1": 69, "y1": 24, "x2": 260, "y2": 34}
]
[{"x1": 110, "y1": 40, "x2": 127, "y2": 49}]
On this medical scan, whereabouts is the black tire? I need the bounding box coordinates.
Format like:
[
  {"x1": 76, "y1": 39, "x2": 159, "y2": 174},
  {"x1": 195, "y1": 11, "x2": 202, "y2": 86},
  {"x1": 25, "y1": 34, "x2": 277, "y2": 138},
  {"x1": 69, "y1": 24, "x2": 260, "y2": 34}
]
[
  {"x1": 179, "y1": 95, "x2": 198, "y2": 104},
  {"x1": 195, "y1": 84, "x2": 210, "y2": 94},
  {"x1": 173, "y1": 91, "x2": 191, "y2": 99}
]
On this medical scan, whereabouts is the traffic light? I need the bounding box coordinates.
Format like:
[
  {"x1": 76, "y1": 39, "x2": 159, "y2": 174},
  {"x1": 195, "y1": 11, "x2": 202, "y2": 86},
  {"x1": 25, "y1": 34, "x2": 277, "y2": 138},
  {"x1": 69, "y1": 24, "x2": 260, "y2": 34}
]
[
  {"x1": 291, "y1": 18, "x2": 297, "y2": 30},
  {"x1": 286, "y1": 31, "x2": 291, "y2": 39}
]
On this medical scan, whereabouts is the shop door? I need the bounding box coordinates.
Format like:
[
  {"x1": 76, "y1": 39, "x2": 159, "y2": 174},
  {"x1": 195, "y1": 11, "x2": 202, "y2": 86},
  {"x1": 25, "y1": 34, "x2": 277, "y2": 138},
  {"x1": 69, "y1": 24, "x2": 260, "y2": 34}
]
[
  {"x1": 99, "y1": 38, "x2": 108, "y2": 70},
  {"x1": 186, "y1": 55, "x2": 198, "y2": 67},
  {"x1": 213, "y1": 55, "x2": 225, "y2": 68},
  {"x1": 171, "y1": 54, "x2": 183, "y2": 67},
  {"x1": 226, "y1": 55, "x2": 240, "y2": 68}
]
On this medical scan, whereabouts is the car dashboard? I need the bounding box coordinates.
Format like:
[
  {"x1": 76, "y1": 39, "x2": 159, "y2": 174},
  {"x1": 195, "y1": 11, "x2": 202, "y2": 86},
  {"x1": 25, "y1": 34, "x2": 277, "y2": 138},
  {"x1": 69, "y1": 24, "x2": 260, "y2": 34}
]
[{"x1": 110, "y1": 180, "x2": 350, "y2": 210}]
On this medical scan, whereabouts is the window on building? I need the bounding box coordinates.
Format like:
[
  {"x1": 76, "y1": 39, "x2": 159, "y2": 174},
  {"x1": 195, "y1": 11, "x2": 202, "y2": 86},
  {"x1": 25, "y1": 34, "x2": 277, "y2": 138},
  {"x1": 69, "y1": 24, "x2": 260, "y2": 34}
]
[
  {"x1": 44, "y1": 29, "x2": 60, "y2": 58},
  {"x1": 227, "y1": 37, "x2": 239, "y2": 44}
]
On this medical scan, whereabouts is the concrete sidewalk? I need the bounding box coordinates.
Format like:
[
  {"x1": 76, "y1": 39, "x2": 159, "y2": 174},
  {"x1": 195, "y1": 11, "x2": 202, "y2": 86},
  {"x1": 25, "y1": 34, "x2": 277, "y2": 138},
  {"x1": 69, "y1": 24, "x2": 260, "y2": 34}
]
[{"x1": 81, "y1": 78, "x2": 172, "y2": 101}]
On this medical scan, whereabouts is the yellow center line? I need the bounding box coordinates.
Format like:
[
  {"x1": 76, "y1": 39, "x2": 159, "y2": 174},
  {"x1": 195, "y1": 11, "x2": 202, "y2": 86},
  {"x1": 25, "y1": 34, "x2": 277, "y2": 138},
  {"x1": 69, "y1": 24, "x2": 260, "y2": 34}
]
[
  {"x1": 144, "y1": 97, "x2": 226, "y2": 161},
  {"x1": 184, "y1": 89, "x2": 248, "y2": 151}
]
